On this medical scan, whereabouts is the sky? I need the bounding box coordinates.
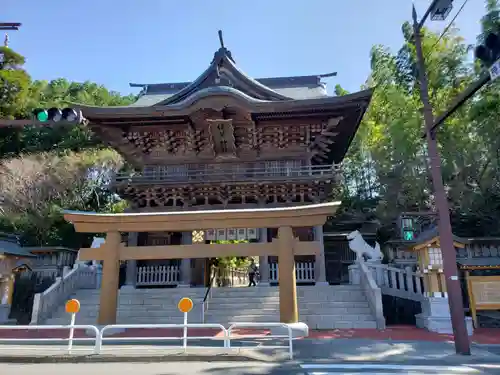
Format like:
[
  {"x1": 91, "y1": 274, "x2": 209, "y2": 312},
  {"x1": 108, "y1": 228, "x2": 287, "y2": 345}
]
[{"x1": 2, "y1": 0, "x2": 488, "y2": 96}]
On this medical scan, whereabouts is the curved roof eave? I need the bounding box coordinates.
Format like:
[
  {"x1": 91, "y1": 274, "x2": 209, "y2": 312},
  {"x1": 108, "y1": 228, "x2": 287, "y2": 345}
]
[
  {"x1": 220, "y1": 56, "x2": 292, "y2": 101},
  {"x1": 152, "y1": 60, "x2": 219, "y2": 106},
  {"x1": 75, "y1": 88, "x2": 373, "y2": 118},
  {"x1": 154, "y1": 52, "x2": 292, "y2": 106}
]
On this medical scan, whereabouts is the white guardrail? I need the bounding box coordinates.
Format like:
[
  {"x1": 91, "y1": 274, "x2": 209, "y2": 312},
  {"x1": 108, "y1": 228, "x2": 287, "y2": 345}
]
[
  {"x1": 0, "y1": 324, "x2": 101, "y2": 354},
  {"x1": 227, "y1": 322, "x2": 294, "y2": 360},
  {"x1": 0, "y1": 322, "x2": 298, "y2": 359}
]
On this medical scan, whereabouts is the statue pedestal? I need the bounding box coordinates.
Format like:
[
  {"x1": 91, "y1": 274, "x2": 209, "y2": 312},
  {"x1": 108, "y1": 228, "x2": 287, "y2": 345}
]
[
  {"x1": 416, "y1": 297, "x2": 474, "y2": 335},
  {"x1": 0, "y1": 305, "x2": 11, "y2": 324},
  {"x1": 348, "y1": 264, "x2": 360, "y2": 285}
]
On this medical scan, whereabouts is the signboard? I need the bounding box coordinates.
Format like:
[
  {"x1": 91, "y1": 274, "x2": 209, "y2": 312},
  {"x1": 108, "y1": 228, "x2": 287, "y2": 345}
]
[
  {"x1": 237, "y1": 228, "x2": 247, "y2": 241},
  {"x1": 205, "y1": 229, "x2": 216, "y2": 241},
  {"x1": 216, "y1": 229, "x2": 227, "y2": 241},
  {"x1": 204, "y1": 228, "x2": 260, "y2": 241},
  {"x1": 227, "y1": 228, "x2": 237, "y2": 240},
  {"x1": 467, "y1": 275, "x2": 500, "y2": 328},
  {"x1": 489, "y1": 60, "x2": 500, "y2": 81},
  {"x1": 247, "y1": 228, "x2": 258, "y2": 240}
]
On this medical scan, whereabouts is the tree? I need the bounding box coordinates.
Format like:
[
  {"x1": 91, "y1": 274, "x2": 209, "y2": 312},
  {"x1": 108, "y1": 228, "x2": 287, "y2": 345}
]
[
  {"x1": 0, "y1": 149, "x2": 124, "y2": 246},
  {"x1": 0, "y1": 47, "x2": 136, "y2": 246},
  {"x1": 0, "y1": 46, "x2": 30, "y2": 120},
  {"x1": 342, "y1": 13, "x2": 500, "y2": 236}
]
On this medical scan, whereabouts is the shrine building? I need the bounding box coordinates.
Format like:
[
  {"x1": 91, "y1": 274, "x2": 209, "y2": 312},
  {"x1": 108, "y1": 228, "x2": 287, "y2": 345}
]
[{"x1": 71, "y1": 42, "x2": 372, "y2": 290}]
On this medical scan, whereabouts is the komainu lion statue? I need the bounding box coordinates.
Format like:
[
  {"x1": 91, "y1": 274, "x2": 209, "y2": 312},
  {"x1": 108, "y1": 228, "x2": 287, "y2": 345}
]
[{"x1": 347, "y1": 230, "x2": 383, "y2": 263}]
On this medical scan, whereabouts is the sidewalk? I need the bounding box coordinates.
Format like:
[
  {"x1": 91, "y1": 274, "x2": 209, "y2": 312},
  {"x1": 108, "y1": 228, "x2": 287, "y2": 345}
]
[
  {"x1": 307, "y1": 326, "x2": 500, "y2": 345},
  {"x1": 0, "y1": 325, "x2": 499, "y2": 344},
  {"x1": 0, "y1": 339, "x2": 499, "y2": 364},
  {"x1": 1, "y1": 325, "x2": 499, "y2": 364}
]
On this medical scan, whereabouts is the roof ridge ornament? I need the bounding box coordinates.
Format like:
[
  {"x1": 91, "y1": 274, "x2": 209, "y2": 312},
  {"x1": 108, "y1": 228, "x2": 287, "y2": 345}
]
[
  {"x1": 211, "y1": 30, "x2": 235, "y2": 64},
  {"x1": 218, "y1": 29, "x2": 225, "y2": 49}
]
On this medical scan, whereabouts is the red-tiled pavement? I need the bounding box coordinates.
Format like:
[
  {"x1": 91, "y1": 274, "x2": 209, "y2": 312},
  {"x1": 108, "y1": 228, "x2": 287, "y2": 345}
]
[
  {"x1": 0, "y1": 325, "x2": 499, "y2": 344},
  {"x1": 307, "y1": 326, "x2": 500, "y2": 345}
]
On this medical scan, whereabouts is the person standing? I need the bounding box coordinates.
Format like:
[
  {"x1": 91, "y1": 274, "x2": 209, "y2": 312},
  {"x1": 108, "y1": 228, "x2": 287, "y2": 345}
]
[{"x1": 248, "y1": 259, "x2": 258, "y2": 287}]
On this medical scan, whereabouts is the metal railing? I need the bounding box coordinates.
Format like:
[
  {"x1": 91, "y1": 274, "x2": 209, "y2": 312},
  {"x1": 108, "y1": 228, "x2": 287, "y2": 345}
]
[
  {"x1": 0, "y1": 324, "x2": 100, "y2": 354},
  {"x1": 227, "y1": 322, "x2": 294, "y2": 359},
  {"x1": 114, "y1": 164, "x2": 341, "y2": 185},
  {"x1": 99, "y1": 323, "x2": 228, "y2": 353},
  {"x1": 0, "y1": 321, "x2": 298, "y2": 359},
  {"x1": 201, "y1": 271, "x2": 217, "y2": 323}
]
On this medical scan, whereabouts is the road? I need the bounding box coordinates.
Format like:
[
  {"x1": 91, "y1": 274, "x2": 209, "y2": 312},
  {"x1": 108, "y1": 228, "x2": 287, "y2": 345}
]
[{"x1": 2, "y1": 362, "x2": 500, "y2": 375}]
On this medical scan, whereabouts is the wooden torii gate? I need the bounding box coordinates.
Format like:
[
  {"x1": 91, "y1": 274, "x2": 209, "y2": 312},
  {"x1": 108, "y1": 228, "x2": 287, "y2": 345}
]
[{"x1": 64, "y1": 202, "x2": 340, "y2": 325}]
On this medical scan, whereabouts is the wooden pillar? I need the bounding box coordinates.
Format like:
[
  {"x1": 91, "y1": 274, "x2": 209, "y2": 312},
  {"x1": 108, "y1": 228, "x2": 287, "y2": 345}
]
[
  {"x1": 258, "y1": 228, "x2": 269, "y2": 285},
  {"x1": 425, "y1": 270, "x2": 440, "y2": 297},
  {"x1": 179, "y1": 232, "x2": 192, "y2": 287},
  {"x1": 313, "y1": 225, "x2": 327, "y2": 285},
  {"x1": 125, "y1": 232, "x2": 138, "y2": 287},
  {"x1": 439, "y1": 271, "x2": 447, "y2": 295},
  {"x1": 277, "y1": 226, "x2": 298, "y2": 323},
  {"x1": 98, "y1": 231, "x2": 121, "y2": 325}
]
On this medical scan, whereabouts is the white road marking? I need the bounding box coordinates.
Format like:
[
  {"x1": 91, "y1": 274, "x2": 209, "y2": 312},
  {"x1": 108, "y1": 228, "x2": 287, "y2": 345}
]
[
  {"x1": 300, "y1": 363, "x2": 480, "y2": 373},
  {"x1": 308, "y1": 373, "x2": 469, "y2": 375}
]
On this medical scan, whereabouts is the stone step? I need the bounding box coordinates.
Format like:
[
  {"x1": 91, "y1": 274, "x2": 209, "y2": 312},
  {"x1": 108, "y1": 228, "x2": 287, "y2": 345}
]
[
  {"x1": 301, "y1": 313, "x2": 375, "y2": 322},
  {"x1": 46, "y1": 317, "x2": 191, "y2": 325},
  {"x1": 205, "y1": 314, "x2": 279, "y2": 323},
  {"x1": 207, "y1": 296, "x2": 367, "y2": 304},
  {"x1": 299, "y1": 307, "x2": 372, "y2": 315},
  {"x1": 306, "y1": 320, "x2": 377, "y2": 329},
  {"x1": 42, "y1": 284, "x2": 376, "y2": 331}
]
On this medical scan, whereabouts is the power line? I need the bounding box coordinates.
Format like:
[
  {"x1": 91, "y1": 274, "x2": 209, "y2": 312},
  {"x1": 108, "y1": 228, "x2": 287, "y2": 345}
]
[{"x1": 424, "y1": 0, "x2": 470, "y2": 60}]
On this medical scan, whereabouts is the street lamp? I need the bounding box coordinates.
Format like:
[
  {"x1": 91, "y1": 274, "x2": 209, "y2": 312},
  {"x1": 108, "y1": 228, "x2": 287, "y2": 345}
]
[
  {"x1": 430, "y1": 0, "x2": 453, "y2": 20},
  {"x1": 0, "y1": 23, "x2": 21, "y2": 31},
  {"x1": 411, "y1": 0, "x2": 471, "y2": 355}
]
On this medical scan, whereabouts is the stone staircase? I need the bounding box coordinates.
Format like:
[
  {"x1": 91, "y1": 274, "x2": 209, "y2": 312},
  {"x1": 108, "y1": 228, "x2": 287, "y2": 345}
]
[
  {"x1": 45, "y1": 285, "x2": 376, "y2": 329},
  {"x1": 205, "y1": 285, "x2": 377, "y2": 329},
  {"x1": 45, "y1": 287, "x2": 205, "y2": 325}
]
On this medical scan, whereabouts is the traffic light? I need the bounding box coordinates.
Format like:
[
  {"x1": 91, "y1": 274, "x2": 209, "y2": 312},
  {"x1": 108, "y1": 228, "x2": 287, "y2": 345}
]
[
  {"x1": 475, "y1": 32, "x2": 500, "y2": 68},
  {"x1": 32, "y1": 107, "x2": 84, "y2": 124}
]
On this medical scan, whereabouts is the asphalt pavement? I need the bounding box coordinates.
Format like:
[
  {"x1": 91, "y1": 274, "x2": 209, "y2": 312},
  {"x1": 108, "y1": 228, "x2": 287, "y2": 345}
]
[
  {"x1": 2, "y1": 361, "x2": 500, "y2": 375},
  {"x1": 1, "y1": 338, "x2": 500, "y2": 374}
]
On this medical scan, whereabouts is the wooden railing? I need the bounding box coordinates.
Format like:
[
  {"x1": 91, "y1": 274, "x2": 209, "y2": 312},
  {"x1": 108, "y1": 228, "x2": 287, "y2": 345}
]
[
  {"x1": 269, "y1": 261, "x2": 315, "y2": 283},
  {"x1": 114, "y1": 164, "x2": 340, "y2": 185},
  {"x1": 136, "y1": 265, "x2": 179, "y2": 286},
  {"x1": 30, "y1": 264, "x2": 97, "y2": 324},
  {"x1": 212, "y1": 267, "x2": 248, "y2": 287}
]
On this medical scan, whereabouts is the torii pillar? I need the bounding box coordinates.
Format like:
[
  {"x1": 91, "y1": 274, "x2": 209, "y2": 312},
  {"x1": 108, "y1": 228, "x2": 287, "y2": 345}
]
[{"x1": 98, "y1": 231, "x2": 121, "y2": 325}]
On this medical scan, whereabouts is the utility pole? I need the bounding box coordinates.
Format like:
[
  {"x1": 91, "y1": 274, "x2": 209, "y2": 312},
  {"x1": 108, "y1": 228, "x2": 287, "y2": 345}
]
[{"x1": 411, "y1": 1, "x2": 471, "y2": 355}]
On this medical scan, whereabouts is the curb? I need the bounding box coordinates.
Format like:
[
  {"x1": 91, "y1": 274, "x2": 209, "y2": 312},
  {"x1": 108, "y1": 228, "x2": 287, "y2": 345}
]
[{"x1": 0, "y1": 354, "x2": 282, "y2": 364}]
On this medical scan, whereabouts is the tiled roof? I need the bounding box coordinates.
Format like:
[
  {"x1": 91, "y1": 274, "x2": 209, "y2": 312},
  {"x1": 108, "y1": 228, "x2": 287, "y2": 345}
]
[
  {"x1": 412, "y1": 226, "x2": 469, "y2": 247},
  {"x1": 0, "y1": 239, "x2": 34, "y2": 257}
]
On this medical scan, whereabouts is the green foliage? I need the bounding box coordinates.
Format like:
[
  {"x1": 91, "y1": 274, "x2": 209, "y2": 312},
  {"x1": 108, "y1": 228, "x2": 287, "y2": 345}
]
[
  {"x1": 2, "y1": 0, "x2": 500, "y2": 249},
  {"x1": 341, "y1": 0, "x2": 500, "y2": 236},
  {"x1": 0, "y1": 46, "x2": 134, "y2": 247},
  {"x1": 212, "y1": 240, "x2": 251, "y2": 269}
]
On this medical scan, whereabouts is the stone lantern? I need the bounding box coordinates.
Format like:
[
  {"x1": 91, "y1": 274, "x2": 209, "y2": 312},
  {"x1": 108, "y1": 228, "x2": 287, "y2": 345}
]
[{"x1": 409, "y1": 227, "x2": 473, "y2": 335}]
